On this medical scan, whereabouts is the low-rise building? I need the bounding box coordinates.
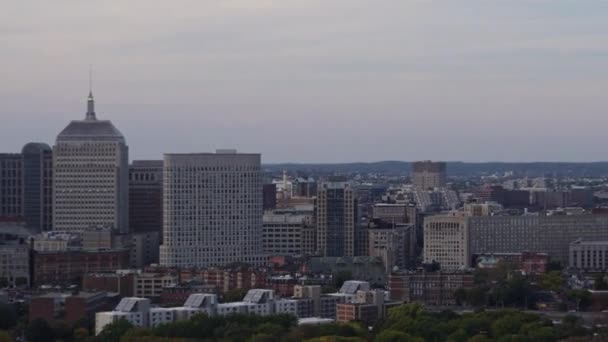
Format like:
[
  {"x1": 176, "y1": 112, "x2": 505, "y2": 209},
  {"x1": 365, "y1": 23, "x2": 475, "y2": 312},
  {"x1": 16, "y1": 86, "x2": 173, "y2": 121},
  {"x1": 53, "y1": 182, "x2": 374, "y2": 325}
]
[
  {"x1": 389, "y1": 271, "x2": 474, "y2": 306},
  {"x1": 33, "y1": 249, "x2": 131, "y2": 286},
  {"x1": 570, "y1": 239, "x2": 608, "y2": 271},
  {"x1": 133, "y1": 273, "x2": 178, "y2": 300}
]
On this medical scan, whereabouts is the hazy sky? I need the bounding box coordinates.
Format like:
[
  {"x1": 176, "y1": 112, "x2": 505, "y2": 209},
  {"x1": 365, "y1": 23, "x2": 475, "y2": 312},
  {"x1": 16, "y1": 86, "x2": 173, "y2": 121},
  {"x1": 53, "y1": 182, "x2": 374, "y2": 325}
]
[{"x1": 2, "y1": 1, "x2": 608, "y2": 163}]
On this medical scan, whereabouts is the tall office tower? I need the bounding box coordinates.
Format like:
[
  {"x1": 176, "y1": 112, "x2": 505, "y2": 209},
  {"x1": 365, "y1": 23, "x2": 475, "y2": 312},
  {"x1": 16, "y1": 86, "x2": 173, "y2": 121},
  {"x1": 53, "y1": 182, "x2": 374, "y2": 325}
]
[
  {"x1": 411, "y1": 161, "x2": 447, "y2": 190},
  {"x1": 315, "y1": 180, "x2": 357, "y2": 257},
  {"x1": 53, "y1": 92, "x2": 129, "y2": 233},
  {"x1": 129, "y1": 161, "x2": 163, "y2": 234},
  {"x1": 262, "y1": 183, "x2": 277, "y2": 210},
  {"x1": 160, "y1": 150, "x2": 265, "y2": 267},
  {"x1": 0, "y1": 154, "x2": 22, "y2": 219},
  {"x1": 22, "y1": 143, "x2": 53, "y2": 231}
]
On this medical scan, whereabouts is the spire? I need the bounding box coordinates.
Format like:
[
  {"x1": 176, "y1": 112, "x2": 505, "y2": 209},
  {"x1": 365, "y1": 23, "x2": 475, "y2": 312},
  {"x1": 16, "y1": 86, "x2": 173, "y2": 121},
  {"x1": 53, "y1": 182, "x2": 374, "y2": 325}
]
[{"x1": 86, "y1": 66, "x2": 96, "y2": 121}]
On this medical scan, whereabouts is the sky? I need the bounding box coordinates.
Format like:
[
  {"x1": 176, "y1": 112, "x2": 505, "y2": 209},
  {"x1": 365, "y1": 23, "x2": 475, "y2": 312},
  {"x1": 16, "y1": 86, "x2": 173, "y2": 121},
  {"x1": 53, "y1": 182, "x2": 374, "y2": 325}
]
[{"x1": 1, "y1": 0, "x2": 608, "y2": 163}]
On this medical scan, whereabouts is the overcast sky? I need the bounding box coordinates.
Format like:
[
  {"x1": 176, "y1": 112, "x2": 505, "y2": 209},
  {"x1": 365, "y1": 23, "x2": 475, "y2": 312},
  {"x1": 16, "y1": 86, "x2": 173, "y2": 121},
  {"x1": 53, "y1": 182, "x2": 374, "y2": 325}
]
[{"x1": 1, "y1": 1, "x2": 607, "y2": 163}]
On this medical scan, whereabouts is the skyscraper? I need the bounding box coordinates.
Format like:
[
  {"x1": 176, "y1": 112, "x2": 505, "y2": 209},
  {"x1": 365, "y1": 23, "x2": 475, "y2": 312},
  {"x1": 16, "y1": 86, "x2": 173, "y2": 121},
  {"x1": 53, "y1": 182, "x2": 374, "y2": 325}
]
[
  {"x1": 159, "y1": 150, "x2": 265, "y2": 267},
  {"x1": 315, "y1": 180, "x2": 357, "y2": 257},
  {"x1": 0, "y1": 154, "x2": 22, "y2": 219},
  {"x1": 411, "y1": 161, "x2": 447, "y2": 190},
  {"x1": 129, "y1": 160, "x2": 163, "y2": 234},
  {"x1": 53, "y1": 92, "x2": 129, "y2": 233},
  {"x1": 22, "y1": 143, "x2": 53, "y2": 231}
]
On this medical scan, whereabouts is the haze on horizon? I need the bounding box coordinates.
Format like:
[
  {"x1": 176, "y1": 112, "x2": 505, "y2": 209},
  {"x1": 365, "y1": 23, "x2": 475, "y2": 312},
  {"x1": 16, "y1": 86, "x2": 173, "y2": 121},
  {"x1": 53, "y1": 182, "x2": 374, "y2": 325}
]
[{"x1": 1, "y1": 1, "x2": 607, "y2": 163}]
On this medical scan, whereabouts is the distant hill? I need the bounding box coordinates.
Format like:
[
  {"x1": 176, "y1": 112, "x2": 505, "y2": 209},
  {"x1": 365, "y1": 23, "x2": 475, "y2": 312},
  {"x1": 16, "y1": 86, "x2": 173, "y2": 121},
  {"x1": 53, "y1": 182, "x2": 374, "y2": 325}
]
[{"x1": 263, "y1": 161, "x2": 608, "y2": 177}]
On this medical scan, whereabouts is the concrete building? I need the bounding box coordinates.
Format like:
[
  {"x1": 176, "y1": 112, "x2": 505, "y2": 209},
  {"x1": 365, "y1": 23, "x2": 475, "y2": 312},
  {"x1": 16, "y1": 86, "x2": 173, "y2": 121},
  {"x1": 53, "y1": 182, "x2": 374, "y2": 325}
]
[
  {"x1": 423, "y1": 214, "x2": 470, "y2": 270},
  {"x1": 372, "y1": 204, "x2": 408, "y2": 223},
  {"x1": 133, "y1": 273, "x2": 178, "y2": 300},
  {"x1": 368, "y1": 223, "x2": 415, "y2": 272},
  {"x1": 469, "y1": 214, "x2": 608, "y2": 265},
  {"x1": 32, "y1": 231, "x2": 81, "y2": 252},
  {"x1": 336, "y1": 289, "x2": 386, "y2": 325},
  {"x1": 262, "y1": 210, "x2": 313, "y2": 255},
  {"x1": 96, "y1": 289, "x2": 305, "y2": 334},
  {"x1": 95, "y1": 297, "x2": 150, "y2": 334},
  {"x1": 129, "y1": 160, "x2": 163, "y2": 234},
  {"x1": 160, "y1": 150, "x2": 265, "y2": 267},
  {"x1": 53, "y1": 92, "x2": 129, "y2": 233},
  {"x1": 570, "y1": 239, "x2": 608, "y2": 271},
  {"x1": 0, "y1": 223, "x2": 31, "y2": 287},
  {"x1": 316, "y1": 181, "x2": 357, "y2": 257},
  {"x1": 411, "y1": 161, "x2": 447, "y2": 190}
]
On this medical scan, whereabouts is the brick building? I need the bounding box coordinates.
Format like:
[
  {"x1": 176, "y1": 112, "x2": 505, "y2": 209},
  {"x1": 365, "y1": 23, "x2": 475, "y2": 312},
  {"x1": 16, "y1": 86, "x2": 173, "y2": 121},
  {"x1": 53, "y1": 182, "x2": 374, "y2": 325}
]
[
  {"x1": 389, "y1": 271, "x2": 474, "y2": 306},
  {"x1": 33, "y1": 249, "x2": 131, "y2": 285}
]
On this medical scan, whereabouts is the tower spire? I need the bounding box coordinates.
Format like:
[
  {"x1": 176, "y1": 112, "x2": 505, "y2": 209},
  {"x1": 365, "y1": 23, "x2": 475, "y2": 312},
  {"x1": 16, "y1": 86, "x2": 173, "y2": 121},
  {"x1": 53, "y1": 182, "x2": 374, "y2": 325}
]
[{"x1": 86, "y1": 65, "x2": 96, "y2": 121}]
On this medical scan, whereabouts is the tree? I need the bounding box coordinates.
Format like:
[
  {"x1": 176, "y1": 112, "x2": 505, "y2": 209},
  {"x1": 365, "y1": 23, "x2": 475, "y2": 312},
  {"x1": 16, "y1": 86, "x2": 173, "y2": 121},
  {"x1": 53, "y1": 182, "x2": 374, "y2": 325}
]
[
  {"x1": 25, "y1": 318, "x2": 54, "y2": 342},
  {"x1": 96, "y1": 319, "x2": 134, "y2": 342},
  {"x1": 73, "y1": 327, "x2": 89, "y2": 341},
  {"x1": 0, "y1": 304, "x2": 16, "y2": 330},
  {"x1": 455, "y1": 288, "x2": 467, "y2": 306},
  {"x1": 222, "y1": 288, "x2": 249, "y2": 302},
  {"x1": 567, "y1": 290, "x2": 592, "y2": 311},
  {"x1": 540, "y1": 271, "x2": 563, "y2": 292},
  {"x1": 0, "y1": 331, "x2": 11, "y2": 342},
  {"x1": 595, "y1": 274, "x2": 608, "y2": 290},
  {"x1": 375, "y1": 330, "x2": 422, "y2": 342}
]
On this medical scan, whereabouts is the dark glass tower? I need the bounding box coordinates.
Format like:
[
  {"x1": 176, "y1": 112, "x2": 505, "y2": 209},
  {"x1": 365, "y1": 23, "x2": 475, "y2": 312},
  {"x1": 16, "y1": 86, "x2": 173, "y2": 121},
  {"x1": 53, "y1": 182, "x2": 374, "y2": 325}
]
[{"x1": 22, "y1": 143, "x2": 53, "y2": 231}]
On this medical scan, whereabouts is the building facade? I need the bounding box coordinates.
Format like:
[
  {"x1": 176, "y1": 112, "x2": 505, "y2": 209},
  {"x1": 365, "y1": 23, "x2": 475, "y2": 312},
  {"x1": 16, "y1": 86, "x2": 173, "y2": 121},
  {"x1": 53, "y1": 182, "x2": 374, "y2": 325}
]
[
  {"x1": 570, "y1": 239, "x2": 608, "y2": 271},
  {"x1": 389, "y1": 271, "x2": 474, "y2": 306},
  {"x1": 22, "y1": 143, "x2": 53, "y2": 231},
  {"x1": 262, "y1": 211, "x2": 311, "y2": 255},
  {"x1": 0, "y1": 154, "x2": 22, "y2": 219},
  {"x1": 129, "y1": 160, "x2": 163, "y2": 234},
  {"x1": 316, "y1": 181, "x2": 357, "y2": 257},
  {"x1": 423, "y1": 214, "x2": 470, "y2": 270},
  {"x1": 160, "y1": 151, "x2": 265, "y2": 267},
  {"x1": 411, "y1": 161, "x2": 447, "y2": 190},
  {"x1": 53, "y1": 93, "x2": 129, "y2": 233}
]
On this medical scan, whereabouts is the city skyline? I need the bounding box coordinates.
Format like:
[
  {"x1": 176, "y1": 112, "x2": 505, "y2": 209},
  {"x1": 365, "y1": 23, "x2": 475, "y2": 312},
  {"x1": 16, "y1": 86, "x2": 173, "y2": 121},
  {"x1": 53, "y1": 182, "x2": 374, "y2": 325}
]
[{"x1": 2, "y1": 1, "x2": 608, "y2": 163}]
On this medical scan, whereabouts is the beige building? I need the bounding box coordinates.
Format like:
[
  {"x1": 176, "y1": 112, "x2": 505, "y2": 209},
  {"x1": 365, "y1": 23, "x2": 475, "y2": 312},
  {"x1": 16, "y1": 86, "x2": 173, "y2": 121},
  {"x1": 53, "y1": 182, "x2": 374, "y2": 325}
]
[
  {"x1": 134, "y1": 273, "x2": 178, "y2": 299},
  {"x1": 160, "y1": 150, "x2": 265, "y2": 267},
  {"x1": 316, "y1": 181, "x2": 356, "y2": 257},
  {"x1": 411, "y1": 161, "x2": 446, "y2": 190},
  {"x1": 423, "y1": 214, "x2": 470, "y2": 270},
  {"x1": 53, "y1": 92, "x2": 129, "y2": 233}
]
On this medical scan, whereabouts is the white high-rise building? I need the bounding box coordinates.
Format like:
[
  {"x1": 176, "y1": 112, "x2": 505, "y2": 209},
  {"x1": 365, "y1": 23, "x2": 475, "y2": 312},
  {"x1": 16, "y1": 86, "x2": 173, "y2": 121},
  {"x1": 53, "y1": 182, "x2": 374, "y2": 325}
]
[
  {"x1": 159, "y1": 150, "x2": 265, "y2": 267},
  {"x1": 53, "y1": 92, "x2": 129, "y2": 233}
]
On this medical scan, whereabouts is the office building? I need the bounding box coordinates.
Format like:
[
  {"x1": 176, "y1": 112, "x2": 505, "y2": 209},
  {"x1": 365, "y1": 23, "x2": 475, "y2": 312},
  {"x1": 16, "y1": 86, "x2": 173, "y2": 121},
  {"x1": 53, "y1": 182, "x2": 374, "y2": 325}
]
[
  {"x1": 22, "y1": 143, "x2": 53, "y2": 231},
  {"x1": 262, "y1": 210, "x2": 313, "y2": 255},
  {"x1": 263, "y1": 183, "x2": 277, "y2": 210},
  {"x1": 0, "y1": 154, "x2": 22, "y2": 219},
  {"x1": 411, "y1": 161, "x2": 446, "y2": 190},
  {"x1": 423, "y1": 214, "x2": 470, "y2": 270},
  {"x1": 53, "y1": 92, "x2": 129, "y2": 233},
  {"x1": 469, "y1": 214, "x2": 608, "y2": 265},
  {"x1": 160, "y1": 150, "x2": 265, "y2": 267},
  {"x1": 0, "y1": 223, "x2": 31, "y2": 287},
  {"x1": 316, "y1": 180, "x2": 357, "y2": 257},
  {"x1": 389, "y1": 270, "x2": 474, "y2": 306},
  {"x1": 129, "y1": 160, "x2": 163, "y2": 234},
  {"x1": 570, "y1": 239, "x2": 608, "y2": 272}
]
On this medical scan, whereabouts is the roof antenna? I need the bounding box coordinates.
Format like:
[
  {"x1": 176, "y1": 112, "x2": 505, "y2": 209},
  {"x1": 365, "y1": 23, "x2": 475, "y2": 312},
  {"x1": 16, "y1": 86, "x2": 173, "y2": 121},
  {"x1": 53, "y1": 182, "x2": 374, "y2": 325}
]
[{"x1": 86, "y1": 65, "x2": 96, "y2": 120}]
